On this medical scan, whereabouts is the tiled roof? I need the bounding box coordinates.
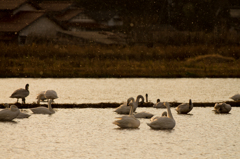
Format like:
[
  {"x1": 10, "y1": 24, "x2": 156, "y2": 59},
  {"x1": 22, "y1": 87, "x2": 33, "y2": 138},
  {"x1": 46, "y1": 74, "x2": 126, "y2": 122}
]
[
  {"x1": 0, "y1": 11, "x2": 45, "y2": 32},
  {"x1": 55, "y1": 9, "x2": 83, "y2": 22},
  {"x1": 0, "y1": 0, "x2": 27, "y2": 10},
  {"x1": 38, "y1": 1, "x2": 73, "y2": 12}
]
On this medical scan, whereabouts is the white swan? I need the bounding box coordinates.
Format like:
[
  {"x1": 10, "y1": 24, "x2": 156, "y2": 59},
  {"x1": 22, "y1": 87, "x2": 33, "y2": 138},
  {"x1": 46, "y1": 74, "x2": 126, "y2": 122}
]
[
  {"x1": 114, "y1": 95, "x2": 144, "y2": 114},
  {"x1": 30, "y1": 99, "x2": 55, "y2": 114},
  {"x1": 113, "y1": 97, "x2": 140, "y2": 128},
  {"x1": 36, "y1": 91, "x2": 47, "y2": 104},
  {"x1": 10, "y1": 84, "x2": 29, "y2": 104},
  {"x1": 175, "y1": 99, "x2": 193, "y2": 114},
  {"x1": 230, "y1": 94, "x2": 240, "y2": 101},
  {"x1": 147, "y1": 102, "x2": 175, "y2": 129},
  {"x1": 153, "y1": 99, "x2": 165, "y2": 108},
  {"x1": 150, "y1": 111, "x2": 167, "y2": 122},
  {"x1": 4, "y1": 103, "x2": 30, "y2": 118},
  {"x1": 214, "y1": 103, "x2": 231, "y2": 113},
  {"x1": 0, "y1": 105, "x2": 20, "y2": 121}
]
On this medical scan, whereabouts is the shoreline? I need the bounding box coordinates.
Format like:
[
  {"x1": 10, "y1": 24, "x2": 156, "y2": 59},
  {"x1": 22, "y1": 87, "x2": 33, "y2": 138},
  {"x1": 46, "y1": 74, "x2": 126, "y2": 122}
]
[{"x1": 2, "y1": 101, "x2": 240, "y2": 109}]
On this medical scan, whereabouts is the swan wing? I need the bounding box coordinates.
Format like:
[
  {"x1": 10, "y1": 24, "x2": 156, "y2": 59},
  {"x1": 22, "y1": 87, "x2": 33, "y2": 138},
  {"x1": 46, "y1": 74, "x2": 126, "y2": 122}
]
[
  {"x1": 30, "y1": 107, "x2": 54, "y2": 114},
  {"x1": 114, "y1": 103, "x2": 131, "y2": 114},
  {"x1": 16, "y1": 112, "x2": 31, "y2": 118},
  {"x1": 134, "y1": 111, "x2": 154, "y2": 118},
  {"x1": 153, "y1": 102, "x2": 165, "y2": 108},
  {"x1": 44, "y1": 90, "x2": 58, "y2": 99},
  {"x1": 230, "y1": 94, "x2": 240, "y2": 101},
  {"x1": 0, "y1": 109, "x2": 20, "y2": 121},
  {"x1": 10, "y1": 88, "x2": 29, "y2": 98},
  {"x1": 113, "y1": 115, "x2": 140, "y2": 128}
]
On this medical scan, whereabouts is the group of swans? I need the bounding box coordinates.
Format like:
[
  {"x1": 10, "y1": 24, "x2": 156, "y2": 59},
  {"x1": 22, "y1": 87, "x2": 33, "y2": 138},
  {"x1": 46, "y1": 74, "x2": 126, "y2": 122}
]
[
  {"x1": 113, "y1": 95, "x2": 175, "y2": 130},
  {"x1": 0, "y1": 86, "x2": 58, "y2": 121}
]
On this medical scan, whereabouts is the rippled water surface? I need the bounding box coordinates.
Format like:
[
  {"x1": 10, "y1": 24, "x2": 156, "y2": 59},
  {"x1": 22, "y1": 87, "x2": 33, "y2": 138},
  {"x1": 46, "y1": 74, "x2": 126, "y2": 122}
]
[
  {"x1": 1, "y1": 107, "x2": 240, "y2": 159},
  {"x1": 0, "y1": 78, "x2": 240, "y2": 104}
]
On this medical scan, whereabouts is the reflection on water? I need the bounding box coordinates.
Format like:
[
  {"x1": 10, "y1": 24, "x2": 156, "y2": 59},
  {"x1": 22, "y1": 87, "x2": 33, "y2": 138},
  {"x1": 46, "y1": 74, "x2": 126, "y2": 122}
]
[
  {"x1": 0, "y1": 107, "x2": 239, "y2": 158},
  {"x1": 0, "y1": 78, "x2": 240, "y2": 104}
]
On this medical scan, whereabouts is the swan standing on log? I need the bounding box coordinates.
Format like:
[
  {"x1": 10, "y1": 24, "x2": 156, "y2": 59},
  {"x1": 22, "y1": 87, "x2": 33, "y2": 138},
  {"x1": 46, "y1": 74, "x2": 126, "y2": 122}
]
[
  {"x1": 175, "y1": 99, "x2": 193, "y2": 114},
  {"x1": 114, "y1": 95, "x2": 144, "y2": 114},
  {"x1": 36, "y1": 91, "x2": 47, "y2": 104},
  {"x1": 3, "y1": 103, "x2": 30, "y2": 118},
  {"x1": 10, "y1": 84, "x2": 29, "y2": 104},
  {"x1": 31, "y1": 90, "x2": 58, "y2": 114},
  {"x1": 113, "y1": 97, "x2": 140, "y2": 128},
  {"x1": 153, "y1": 99, "x2": 165, "y2": 108},
  {"x1": 147, "y1": 102, "x2": 175, "y2": 129},
  {"x1": 0, "y1": 105, "x2": 20, "y2": 121},
  {"x1": 214, "y1": 103, "x2": 231, "y2": 113},
  {"x1": 230, "y1": 94, "x2": 240, "y2": 101}
]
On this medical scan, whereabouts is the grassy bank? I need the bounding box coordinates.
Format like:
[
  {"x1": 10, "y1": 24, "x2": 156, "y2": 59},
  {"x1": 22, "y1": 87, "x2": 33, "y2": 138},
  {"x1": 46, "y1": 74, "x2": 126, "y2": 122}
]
[{"x1": 1, "y1": 43, "x2": 240, "y2": 78}]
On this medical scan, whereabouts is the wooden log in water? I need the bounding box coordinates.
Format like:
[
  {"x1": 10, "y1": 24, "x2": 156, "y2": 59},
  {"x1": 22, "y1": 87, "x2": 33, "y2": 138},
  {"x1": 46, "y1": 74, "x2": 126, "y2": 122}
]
[{"x1": 1, "y1": 101, "x2": 240, "y2": 109}]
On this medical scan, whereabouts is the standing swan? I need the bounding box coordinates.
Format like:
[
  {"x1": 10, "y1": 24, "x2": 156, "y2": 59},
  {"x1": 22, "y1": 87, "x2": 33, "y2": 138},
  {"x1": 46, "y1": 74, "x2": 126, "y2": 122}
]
[
  {"x1": 36, "y1": 90, "x2": 58, "y2": 104},
  {"x1": 214, "y1": 103, "x2": 231, "y2": 113},
  {"x1": 147, "y1": 102, "x2": 175, "y2": 129},
  {"x1": 0, "y1": 105, "x2": 20, "y2": 121},
  {"x1": 114, "y1": 95, "x2": 144, "y2": 114},
  {"x1": 36, "y1": 91, "x2": 47, "y2": 104},
  {"x1": 10, "y1": 84, "x2": 29, "y2": 104},
  {"x1": 3, "y1": 103, "x2": 30, "y2": 118},
  {"x1": 153, "y1": 99, "x2": 165, "y2": 108},
  {"x1": 175, "y1": 99, "x2": 193, "y2": 114},
  {"x1": 113, "y1": 97, "x2": 140, "y2": 128}
]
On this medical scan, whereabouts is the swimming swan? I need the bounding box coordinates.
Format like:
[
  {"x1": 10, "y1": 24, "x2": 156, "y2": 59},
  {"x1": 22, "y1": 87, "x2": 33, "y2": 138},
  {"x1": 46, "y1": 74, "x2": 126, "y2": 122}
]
[
  {"x1": 175, "y1": 99, "x2": 193, "y2": 114},
  {"x1": 214, "y1": 103, "x2": 231, "y2": 113},
  {"x1": 153, "y1": 99, "x2": 165, "y2": 108},
  {"x1": 230, "y1": 94, "x2": 240, "y2": 101},
  {"x1": 30, "y1": 99, "x2": 55, "y2": 114},
  {"x1": 10, "y1": 84, "x2": 29, "y2": 104},
  {"x1": 0, "y1": 105, "x2": 20, "y2": 121},
  {"x1": 113, "y1": 97, "x2": 140, "y2": 128},
  {"x1": 147, "y1": 102, "x2": 175, "y2": 129},
  {"x1": 134, "y1": 111, "x2": 154, "y2": 118},
  {"x1": 4, "y1": 103, "x2": 30, "y2": 118},
  {"x1": 114, "y1": 95, "x2": 144, "y2": 114},
  {"x1": 150, "y1": 111, "x2": 167, "y2": 122}
]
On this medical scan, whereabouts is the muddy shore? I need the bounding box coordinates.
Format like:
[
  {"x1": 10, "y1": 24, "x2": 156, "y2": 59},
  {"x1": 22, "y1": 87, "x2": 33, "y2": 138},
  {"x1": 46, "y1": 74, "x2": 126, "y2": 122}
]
[{"x1": 1, "y1": 101, "x2": 240, "y2": 109}]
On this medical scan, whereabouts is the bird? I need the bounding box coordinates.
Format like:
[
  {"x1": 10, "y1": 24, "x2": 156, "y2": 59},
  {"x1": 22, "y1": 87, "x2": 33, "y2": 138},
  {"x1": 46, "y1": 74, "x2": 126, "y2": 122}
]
[
  {"x1": 113, "y1": 97, "x2": 140, "y2": 128},
  {"x1": 3, "y1": 103, "x2": 30, "y2": 118},
  {"x1": 147, "y1": 102, "x2": 175, "y2": 130},
  {"x1": 146, "y1": 93, "x2": 149, "y2": 102},
  {"x1": 0, "y1": 105, "x2": 20, "y2": 121},
  {"x1": 30, "y1": 90, "x2": 57, "y2": 114},
  {"x1": 153, "y1": 99, "x2": 165, "y2": 108},
  {"x1": 30, "y1": 99, "x2": 55, "y2": 114},
  {"x1": 36, "y1": 91, "x2": 47, "y2": 104},
  {"x1": 10, "y1": 84, "x2": 29, "y2": 104},
  {"x1": 230, "y1": 94, "x2": 240, "y2": 101},
  {"x1": 150, "y1": 111, "x2": 167, "y2": 122},
  {"x1": 114, "y1": 95, "x2": 144, "y2": 114},
  {"x1": 213, "y1": 103, "x2": 231, "y2": 113},
  {"x1": 175, "y1": 99, "x2": 193, "y2": 114}
]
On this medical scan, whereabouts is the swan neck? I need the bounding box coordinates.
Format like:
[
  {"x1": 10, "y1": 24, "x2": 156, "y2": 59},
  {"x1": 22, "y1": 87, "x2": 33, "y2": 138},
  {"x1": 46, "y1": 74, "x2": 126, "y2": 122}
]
[
  {"x1": 129, "y1": 104, "x2": 133, "y2": 115},
  {"x1": 48, "y1": 99, "x2": 53, "y2": 111},
  {"x1": 166, "y1": 105, "x2": 174, "y2": 119},
  {"x1": 136, "y1": 95, "x2": 144, "y2": 104}
]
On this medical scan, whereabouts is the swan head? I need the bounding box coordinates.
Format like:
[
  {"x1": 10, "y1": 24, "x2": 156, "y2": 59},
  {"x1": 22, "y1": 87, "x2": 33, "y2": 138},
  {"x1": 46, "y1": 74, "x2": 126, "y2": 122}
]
[
  {"x1": 157, "y1": 99, "x2": 160, "y2": 103},
  {"x1": 10, "y1": 105, "x2": 19, "y2": 111},
  {"x1": 3, "y1": 103, "x2": 9, "y2": 108},
  {"x1": 162, "y1": 111, "x2": 167, "y2": 116},
  {"x1": 127, "y1": 97, "x2": 134, "y2": 106},
  {"x1": 189, "y1": 99, "x2": 192, "y2": 105},
  {"x1": 25, "y1": 84, "x2": 29, "y2": 90}
]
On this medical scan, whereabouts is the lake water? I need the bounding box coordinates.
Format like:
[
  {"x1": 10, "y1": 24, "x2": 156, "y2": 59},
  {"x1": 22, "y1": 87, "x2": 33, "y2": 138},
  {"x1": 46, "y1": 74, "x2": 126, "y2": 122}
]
[
  {"x1": 0, "y1": 78, "x2": 239, "y2": 104},
  {"x1": 1, "y1": 107, "x2": 240, "y2": 159},
  {"x1": 1, "y1": 78, "x2": 240, "y2": 158}
]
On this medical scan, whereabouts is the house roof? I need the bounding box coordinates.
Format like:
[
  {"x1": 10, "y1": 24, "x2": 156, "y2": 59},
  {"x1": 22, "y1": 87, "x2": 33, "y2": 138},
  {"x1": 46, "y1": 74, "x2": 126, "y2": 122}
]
[
  {"x1": 55, "y1": 9, "x2": 83, "y2": 22},
  {"x1": 0, "y1": 11, "x2": 45, "y2": 32},
  {"x1": 0, "y1": 0, "x2": 28, "y2": 10},
  {"x1": 38, "y1": 1, "x2": 73, "y2": 12}
]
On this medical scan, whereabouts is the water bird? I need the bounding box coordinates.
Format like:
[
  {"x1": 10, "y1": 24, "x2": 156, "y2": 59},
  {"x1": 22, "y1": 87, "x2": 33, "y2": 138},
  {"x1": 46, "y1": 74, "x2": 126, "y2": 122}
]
[
  {"x1": 150, "y1": 111, "x2": 167, "y2": 122},
  {"x1": 0, "y1": 105, "x2": 20, "y2": 121},
  {"x1": 113, "y1": 97, "x2": 140, "y2": 128},
  {"x1": 10, "y1": 84, "x2": 29, "y2": 104},
  {"x1": 230, "y1": 94, "x2": 240, "y2": 101},
  {"x1": 36, "y1": 90, "x2": 58, "y2": 104},
  {"x1": 114, "y1": 95, "x2": 144, "y2": 114},
  {"x1": 147, "y1": 102, "x2": 175, "y2": 130},
  {"x1": 3, "y1": 103, "x2": 30, "y2": 118},
  {"x1": 213, "y1": 103, "x2": 231, "y2": 113},
  {"x1": 31, "y1": 90, "x2": 57, "y2": 114},
  {"x1": 153, "y1": 99, "x2": 165, "y2": 108},
  {"x1": 175, "y1": 99, "x2": 193, "y2": 114},
  {"x1": 134, "y1": 111, "x2": 154, "y2": 118},
  {"x1": 36, "y1": 91, "x2": 47, "y2": 104}
]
